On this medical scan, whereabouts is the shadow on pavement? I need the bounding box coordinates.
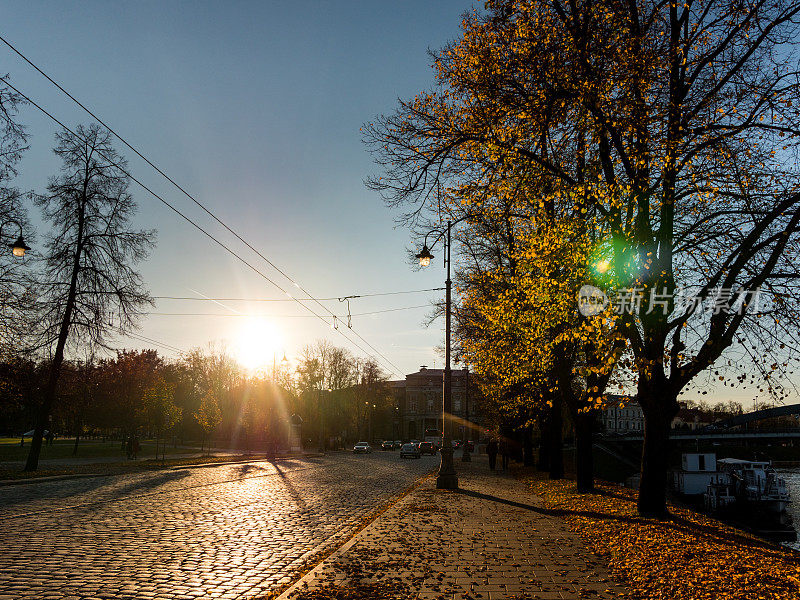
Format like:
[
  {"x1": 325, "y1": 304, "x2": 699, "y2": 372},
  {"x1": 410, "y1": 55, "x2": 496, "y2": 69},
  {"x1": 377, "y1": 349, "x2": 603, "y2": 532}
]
[
  {"x1": 233, "y1": 464, "x2": 271, "y2": 477},
  {"x1": 452, "y1": 486, "x2": 781, "y2": 553},
  {"x1": 272, "y1": 461, "x2": 308, "y2": 511},
  {"x1": 0, "y1": 475, "x2": 114, "y2": 510},
  {"x1": 110, "y1": 469, "x2": 192, "y2": 497}
]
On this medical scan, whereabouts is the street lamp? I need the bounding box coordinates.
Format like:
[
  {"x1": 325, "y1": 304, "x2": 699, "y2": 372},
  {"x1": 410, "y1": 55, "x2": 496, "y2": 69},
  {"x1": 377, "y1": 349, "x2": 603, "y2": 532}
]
[
  {"x1": 0, "y1": 220, "x2": 31, "y2": 257},
  {"x1": 415, "y1": 245, "x2": 434, "y2": 267},
  {"x1": 462, "y1": 366, "x2": 471, "y2": 462},
  {"x1": 416, "y1": 220, "x2": 459, "y2": 489}
]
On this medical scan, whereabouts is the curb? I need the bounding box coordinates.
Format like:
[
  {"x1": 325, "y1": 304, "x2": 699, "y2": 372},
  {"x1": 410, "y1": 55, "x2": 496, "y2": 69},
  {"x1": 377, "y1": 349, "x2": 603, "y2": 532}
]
[
  {"x1": 273, "y1": 471, "x2": 434, "y2": 600},
  {"x1": 0, "y1": 454, "x2": 325, "y2": 486},
  {"x1": 171, "y1": 453, "x2": 323, "y2": 470}
]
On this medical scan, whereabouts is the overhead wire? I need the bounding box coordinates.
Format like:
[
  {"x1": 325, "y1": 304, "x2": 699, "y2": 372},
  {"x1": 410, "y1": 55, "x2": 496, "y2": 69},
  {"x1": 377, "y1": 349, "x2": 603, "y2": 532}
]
[
  {"x1": 151, "y1": 287, "x2": 444, "y2": 302},
  {"x1": 0, "y1": 76, "x2": 403, "y2": 377},
  {"x1": 0, "y1": 34, "x2": 407, "y2": 377},
  {"x1": 112, "y1": 326, "x2": 187, "y2": 356},
  {"x1": 145, "y1": 304, "x2": 432, "y2": 318}
]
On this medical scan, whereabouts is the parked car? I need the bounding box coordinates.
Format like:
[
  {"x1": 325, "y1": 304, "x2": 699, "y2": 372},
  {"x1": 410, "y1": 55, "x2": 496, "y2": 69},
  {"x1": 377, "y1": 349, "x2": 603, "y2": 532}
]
[
  {"x1": 418, "y1": 441, "x2": 436, "y2": 455},
  {"x1": 393, "y1": 440, "x2": 403, "y2": 449},
  {"x1": 381, "y1": 440, "x2": 395, "y2": 450},
  {"x1": 353, "y1": 442, "x2": 372, "y2": 454},
  {"x1": 400, "y1": 442, "x2": 421, "y2": 459}
]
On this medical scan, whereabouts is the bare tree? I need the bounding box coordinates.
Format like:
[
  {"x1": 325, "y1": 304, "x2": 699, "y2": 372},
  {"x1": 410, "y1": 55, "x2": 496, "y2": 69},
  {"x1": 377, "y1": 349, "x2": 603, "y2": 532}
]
[{"x1": 25, "y1": 124, "x2": 155, "y2": 471}]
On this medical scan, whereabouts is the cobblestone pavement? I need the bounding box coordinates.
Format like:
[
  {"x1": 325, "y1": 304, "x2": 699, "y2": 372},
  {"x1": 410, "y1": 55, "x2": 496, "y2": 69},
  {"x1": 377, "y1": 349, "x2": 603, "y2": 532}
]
[
  {"x1": 0, "y1": 452, "x2": 437, "y2": 599},
  {"x1": 282, "y1": 458, "x2": 627, "y2": 600}
]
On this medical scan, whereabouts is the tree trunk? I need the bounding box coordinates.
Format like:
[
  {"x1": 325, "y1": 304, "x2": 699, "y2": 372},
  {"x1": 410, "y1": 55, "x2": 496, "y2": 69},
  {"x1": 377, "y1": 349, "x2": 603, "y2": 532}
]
[
  {"x1": 575, "y1": 409, "x2": 595, "y2": 492},
  {"x1": 548, "y1": 400, "x2": 564, "y2": 480},
  {"x1": 537, "y1": 418, "x2": 550, "y2": 471},
  {"x1": 25, "y1": 337, "x2": 68, "y2": 471},
  {"x1": 637, "y1": 387, "x2": 679, "y2": 516},
  {"x1": 523, "y1": 425, "x2": 534, "y2": 467},
  {"x1": 25, "y1": 195, "x2": 85, "y2": 472}
]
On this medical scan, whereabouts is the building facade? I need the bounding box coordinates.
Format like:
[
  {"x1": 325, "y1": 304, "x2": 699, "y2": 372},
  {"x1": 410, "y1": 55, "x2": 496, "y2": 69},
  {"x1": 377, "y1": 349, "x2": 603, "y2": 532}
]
[
  {"x1": 601, "y1": 395, "x2": 644, "y2": 433},
  {"x1": 390, "y1": 366, "x2": 478, "y2": 442}
]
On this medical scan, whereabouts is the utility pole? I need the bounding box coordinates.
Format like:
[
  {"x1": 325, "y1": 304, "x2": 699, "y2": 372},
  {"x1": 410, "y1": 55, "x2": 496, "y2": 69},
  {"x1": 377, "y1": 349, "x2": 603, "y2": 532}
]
[{"x1": 462, "y1": 366, "x2": 471, "y2": 462}]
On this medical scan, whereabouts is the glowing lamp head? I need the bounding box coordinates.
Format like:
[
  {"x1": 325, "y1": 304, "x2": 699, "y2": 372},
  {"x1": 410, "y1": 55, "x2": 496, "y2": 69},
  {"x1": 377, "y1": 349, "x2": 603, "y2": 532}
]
[
  {"x1": 596, "y1": 259, "x2": 610, "y2": 274},
  {"x1": 416, "y1": 244, "x2": 434, "y2": 267},
  {"x1": 10, "y1": 236, "x2": 30, "y2": 258}
]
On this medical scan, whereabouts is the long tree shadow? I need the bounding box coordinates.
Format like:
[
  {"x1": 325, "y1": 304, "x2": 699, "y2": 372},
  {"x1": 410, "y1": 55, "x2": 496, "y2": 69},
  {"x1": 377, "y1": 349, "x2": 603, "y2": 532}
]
[
  {"x1": 109, "y1": 468, "x2": 192, "y2": 497},
  {"x1": 233, "y1": 464, "x2": 270, "y2": 478},
  {"x1": 272, "y1": 460, "x2": 308, "y2": 512},
  {"x1": 0, "y1": 474, "x2": 114, "y2": 511},
  {"x1": 452, "y1": 487, "x2": 789, "y2": 555}
]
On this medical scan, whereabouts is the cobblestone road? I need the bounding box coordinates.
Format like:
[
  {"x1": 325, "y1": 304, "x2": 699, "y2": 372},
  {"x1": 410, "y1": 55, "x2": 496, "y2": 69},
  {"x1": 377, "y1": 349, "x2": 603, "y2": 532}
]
[{"x1": 0, "y1": 453, "x2": 436, "y2": 599}]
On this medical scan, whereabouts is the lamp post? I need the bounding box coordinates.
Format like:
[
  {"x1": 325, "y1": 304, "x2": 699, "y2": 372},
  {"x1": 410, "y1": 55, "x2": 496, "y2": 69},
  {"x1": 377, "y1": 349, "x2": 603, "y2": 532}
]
[
  {"x1": 272, "y1": 352, "x2": 289, "y2": 381},
  {"x1": 368, "y1": 402, "x2": 375, "y2": 444},
  {"x1": 268, "y1": 353, "x2": 288, "y2": 459},
  {"x1": 0, "y1": 220, "x2": 31, "y2": 257},
  {"x1": 415, "y1": 220, "x2": 458, "y2": 489}
]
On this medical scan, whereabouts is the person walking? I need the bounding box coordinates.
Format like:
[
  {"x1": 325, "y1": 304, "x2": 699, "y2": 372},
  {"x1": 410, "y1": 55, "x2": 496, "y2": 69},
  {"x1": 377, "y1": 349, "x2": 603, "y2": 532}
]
[
  {"x1": 487, "y1": 438, "x2": 498, "y2": 470},
  {"x1": 500, "y1": 439, "x2": 510, "y2": 471}
]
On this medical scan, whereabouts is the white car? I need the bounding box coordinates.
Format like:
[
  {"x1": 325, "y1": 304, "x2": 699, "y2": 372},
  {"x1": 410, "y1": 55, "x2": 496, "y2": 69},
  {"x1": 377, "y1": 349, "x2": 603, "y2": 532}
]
[{"x1": 353, "y1": 442, "x2": 372, "y2": 454}]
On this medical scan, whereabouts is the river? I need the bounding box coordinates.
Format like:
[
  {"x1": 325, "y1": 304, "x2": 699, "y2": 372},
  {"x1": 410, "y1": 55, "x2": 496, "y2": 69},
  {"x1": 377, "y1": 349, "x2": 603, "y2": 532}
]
[{"x1": 780, "y1": 468, "x2": 800, "y2": 552}]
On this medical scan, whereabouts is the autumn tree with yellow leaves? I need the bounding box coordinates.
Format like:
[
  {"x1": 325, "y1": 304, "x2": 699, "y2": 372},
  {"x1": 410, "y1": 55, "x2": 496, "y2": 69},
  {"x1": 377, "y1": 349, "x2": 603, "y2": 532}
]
[{"x1": 367, "y1": 0, "x2": 800, "y2": 516}]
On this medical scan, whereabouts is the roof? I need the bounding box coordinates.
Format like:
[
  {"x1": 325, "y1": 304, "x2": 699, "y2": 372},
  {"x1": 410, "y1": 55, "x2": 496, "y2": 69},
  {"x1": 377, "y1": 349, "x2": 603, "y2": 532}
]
[
  {"x1": 406, "y1": 368, "x2": 468, "y2": 378},
  {"x1": 717, "y1": 458, "x2": 770, "y2": 466}
]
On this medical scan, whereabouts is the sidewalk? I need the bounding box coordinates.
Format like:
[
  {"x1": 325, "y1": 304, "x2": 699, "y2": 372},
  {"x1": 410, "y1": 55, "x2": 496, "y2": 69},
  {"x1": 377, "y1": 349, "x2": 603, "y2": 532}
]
[{"x1": 277, "y1": 457, "x2": 626, "y2": 600}]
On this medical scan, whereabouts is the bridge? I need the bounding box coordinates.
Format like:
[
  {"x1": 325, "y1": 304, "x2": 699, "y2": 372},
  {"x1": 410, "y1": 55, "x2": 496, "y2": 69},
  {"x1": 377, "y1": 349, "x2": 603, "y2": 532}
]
[
  {"x1": 702, "y1": 403, "x2": 800, "y2": 430},
  {"x1": 603, "y1": 403, "x2": 800, "y2": 442},
  {"x1": 608, "y1": 430, "x2": 800, "y2": 442}
]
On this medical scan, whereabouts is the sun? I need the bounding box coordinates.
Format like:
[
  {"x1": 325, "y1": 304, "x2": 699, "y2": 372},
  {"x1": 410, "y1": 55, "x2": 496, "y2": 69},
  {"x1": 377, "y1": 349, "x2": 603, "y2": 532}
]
[{"x1": 233, "y1": 317, "x2": 283, "y2": 372}]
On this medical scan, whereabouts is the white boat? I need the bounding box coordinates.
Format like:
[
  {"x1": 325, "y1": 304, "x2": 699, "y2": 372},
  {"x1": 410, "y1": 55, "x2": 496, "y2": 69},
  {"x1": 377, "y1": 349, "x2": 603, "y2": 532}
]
[
  {"x1": 707, "y1": 458, "x2": 793, "y2": 525},
  {"x1": 673, "y1": 453, "x2": 719, "y2": 495}
]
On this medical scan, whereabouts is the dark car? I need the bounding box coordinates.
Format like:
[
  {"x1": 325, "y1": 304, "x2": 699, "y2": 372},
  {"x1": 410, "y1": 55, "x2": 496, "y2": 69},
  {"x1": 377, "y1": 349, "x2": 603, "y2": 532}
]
[
  {"x1": 393, "y1": 440, "x2": 403, "y2": 449},
  {"x1": 381, "y1": 440, "x2": 395, "y2": 450},
  {"x1": 400, "y1": 443, "x2": 421, "y2": 459},
  {"x1": 353, "y1": 442, "x2": 372, "y2": 454},
  {"x1": 418, "y1": 441, "x2": 436, "y2": 455}
]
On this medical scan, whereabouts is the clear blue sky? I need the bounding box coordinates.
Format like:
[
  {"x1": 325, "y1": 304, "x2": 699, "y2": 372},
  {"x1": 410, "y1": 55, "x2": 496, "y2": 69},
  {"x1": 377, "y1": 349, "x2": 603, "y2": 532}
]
[{"x1": 2, "y1": 0, "x2": 477, "y2": 379}]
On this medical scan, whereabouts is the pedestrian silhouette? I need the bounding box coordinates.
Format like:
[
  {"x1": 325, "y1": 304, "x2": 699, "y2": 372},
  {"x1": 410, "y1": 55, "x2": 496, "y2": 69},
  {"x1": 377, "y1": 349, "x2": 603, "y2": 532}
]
[
  {"x1": 500, "y1": 439, "x2": 509, "y2": 471},
  {"x1": 487, "y1": 438, "x2": 498, "y2": 470}
]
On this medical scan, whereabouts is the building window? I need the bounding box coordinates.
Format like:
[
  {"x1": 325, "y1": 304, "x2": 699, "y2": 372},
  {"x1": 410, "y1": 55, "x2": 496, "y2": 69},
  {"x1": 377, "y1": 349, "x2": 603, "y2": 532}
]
[{"x1": 453, "y1": 399, "x2": 461, "y2": 413}]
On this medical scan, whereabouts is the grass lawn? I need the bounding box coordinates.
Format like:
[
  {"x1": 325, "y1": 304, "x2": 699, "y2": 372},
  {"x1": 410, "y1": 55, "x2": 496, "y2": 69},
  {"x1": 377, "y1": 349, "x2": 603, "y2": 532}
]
[
  {"x1": 0, "y1": 450, "x2": 269, "y2": 481},
  {"x1": 515, "y1": 466, "x2": 800, "y2": 600},
  {"x1": 0, "y1": 437, "x2": 201, "y2": 462}
]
